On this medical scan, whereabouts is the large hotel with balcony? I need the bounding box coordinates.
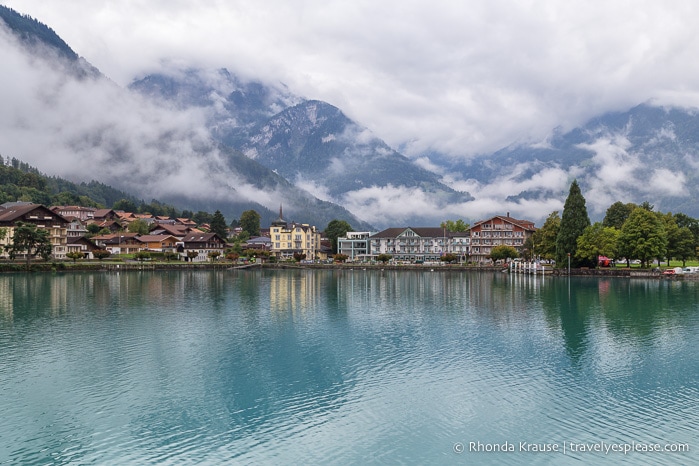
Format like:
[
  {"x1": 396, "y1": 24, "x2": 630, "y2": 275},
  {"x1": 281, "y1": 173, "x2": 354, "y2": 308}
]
[{"x1": 468, "y1": 214, "x2": 536, "y2": 263}]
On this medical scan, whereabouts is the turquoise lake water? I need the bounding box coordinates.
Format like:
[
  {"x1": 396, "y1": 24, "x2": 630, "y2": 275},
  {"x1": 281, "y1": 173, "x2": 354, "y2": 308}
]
[{"x1": 0, "y1": 270, "x2": 697, "y2": 465}]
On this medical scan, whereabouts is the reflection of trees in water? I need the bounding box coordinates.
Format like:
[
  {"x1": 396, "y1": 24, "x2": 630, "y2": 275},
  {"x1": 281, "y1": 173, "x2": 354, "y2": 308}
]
[
  {"x1": 540, "y1": 278, "x2": 596, "y2": 364},
  {"x1": 540, "y1": 277, "x2": 699, "y2": 365}
]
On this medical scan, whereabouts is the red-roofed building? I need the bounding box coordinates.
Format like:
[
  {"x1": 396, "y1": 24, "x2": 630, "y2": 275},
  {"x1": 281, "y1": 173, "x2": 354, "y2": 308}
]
[
  {"x1": 137, "y1": 234, "x2": 179, "y2": 252},
  {"x1": 469, "y1": 214, "x2": 537, "y2": 263}
]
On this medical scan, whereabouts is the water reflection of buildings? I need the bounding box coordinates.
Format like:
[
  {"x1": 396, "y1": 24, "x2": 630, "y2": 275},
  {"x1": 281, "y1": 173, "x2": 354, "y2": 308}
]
[
  {"x1": 0, "y1": 278, "x2": 12, "y2": 320},
  {"x1": 269, "y1": 271, "x2": 318, "y2": 315},
  {"x1": 0, "y1": 274, "x2": 71, "y2": 320}
]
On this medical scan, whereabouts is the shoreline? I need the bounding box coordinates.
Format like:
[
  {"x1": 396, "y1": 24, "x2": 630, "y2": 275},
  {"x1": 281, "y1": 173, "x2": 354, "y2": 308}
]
[{"x1": 0, "y1": 261, "x2": 682, "y2": 279}]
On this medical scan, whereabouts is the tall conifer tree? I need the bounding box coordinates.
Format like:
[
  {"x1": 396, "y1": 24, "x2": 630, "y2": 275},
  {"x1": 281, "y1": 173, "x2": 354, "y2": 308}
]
[
  {"x1": 555, "y1": 180, "x2": 591, "y2": 268},
  {"x1": 210, "y1": 210, "x2": 228, "y2": 239}
]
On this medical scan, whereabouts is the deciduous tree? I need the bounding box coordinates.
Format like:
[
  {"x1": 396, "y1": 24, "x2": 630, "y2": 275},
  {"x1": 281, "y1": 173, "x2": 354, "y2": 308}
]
[
  {"x1": 93, "y1": 250, "x2": 111, "y2": 260},
  {"x1": 7, "y1": 222, "x2": 53, "y2": 268},
  {"x1": 669, "y1": 226, "x2": 696, "y2": 267},
  {"x1": 66, "y1": 251, "x2": 83, "y2": 263},
  {"x1": 602, "y1": 201, "x2": 636, "y2": 229},
  {"x1": 532, "y1": 211, "x2": 560, "y2": 261},
  {"x1": 239, "y1": 210, "x2": 261, "y2": 237},
  {"x1": 127, "y1": 218, "x2": 150, "y2": 235},
  {"x1": 440, "y1": 253, "x2": 458, "y2": 263},
  {"x1": 617, "y1": 207, "x2": 667, "y2": 268},
  {"x1": 489, "y1": 245, "x2": 519, "y2": 262},
  {"x1": 325, "y1": 219, "x2": 353, "y2": 254},
  {"x1": 134, "y1": 251, "x2": 151, "y2": 262},
  {"x1": 575, "y1": 223, "x2": 620, "y2": 264},
  {"x1": 377, "y1": 253, "x2": 392, "y2": 263},
  {"x1": 440, "y1": 219, "x2": 469, "y2": 232}
]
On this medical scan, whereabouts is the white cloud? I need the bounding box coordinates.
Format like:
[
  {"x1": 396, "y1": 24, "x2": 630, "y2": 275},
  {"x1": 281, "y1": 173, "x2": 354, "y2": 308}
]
[
  {"x1": 648, "y1": 169, "x2": 687, "y2": 196},
  {"x1": 0, "y1": 25, "x2": 284, "y2": 212},
  {"x1": 6, "y1": 0, "x2": 699, "y2": 160}
]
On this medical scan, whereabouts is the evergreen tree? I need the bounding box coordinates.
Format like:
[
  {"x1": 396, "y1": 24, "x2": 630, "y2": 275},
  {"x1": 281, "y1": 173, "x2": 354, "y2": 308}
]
[
  {"x1": 210, "y1": 210, "x2": 228, "y2": 239},
  {"x1": 555, "y1": 180, "x2": 591, "y2": 268},
  {"x1": 192, "y1": 211, "x2": 213, "y2": 226}
]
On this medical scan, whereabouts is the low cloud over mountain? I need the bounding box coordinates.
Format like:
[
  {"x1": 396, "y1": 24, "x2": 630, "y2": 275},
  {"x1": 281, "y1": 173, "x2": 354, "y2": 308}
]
[{"x1": 2, "y1": 5, "x2": 699, "y2": 230}]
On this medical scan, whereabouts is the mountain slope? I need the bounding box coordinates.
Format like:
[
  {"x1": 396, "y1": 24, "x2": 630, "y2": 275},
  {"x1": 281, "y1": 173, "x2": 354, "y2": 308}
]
[
  {"x1": 130, "y1": 69, "x2": 474, "y2": 226},
  {"x1": 444, "y1": 103, "x2": 699, "y2": 220},
  {"x1": 0, "y1": 7, "x2": 372, "y2": 231}
]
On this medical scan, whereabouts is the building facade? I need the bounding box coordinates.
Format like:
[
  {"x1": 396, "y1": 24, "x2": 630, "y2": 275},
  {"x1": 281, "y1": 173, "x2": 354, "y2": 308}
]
[
  {"x1": 0, "y1": 203, "x2": 69, "y2": 260},
  {"x1": 469, "y1": 214, "x2": 536, "y2": 263},
  {"x1": 178, "y1": 232, "x2": 227, "y2": 262},
  {"x1": 269, "y1": 209, "x2": 321, "y2": 261},
  {"x1": 337, "y1": 231, "x2": 373, "y2": 261},
  {"x1": 369, "y1": 227, "x2": 463, "y2": 263}
]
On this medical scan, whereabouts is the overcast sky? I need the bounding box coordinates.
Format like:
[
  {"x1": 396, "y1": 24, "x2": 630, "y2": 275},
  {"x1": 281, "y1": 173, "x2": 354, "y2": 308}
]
[{"x1": 5, "y1": 0, "x2": 699, "y2": 160}]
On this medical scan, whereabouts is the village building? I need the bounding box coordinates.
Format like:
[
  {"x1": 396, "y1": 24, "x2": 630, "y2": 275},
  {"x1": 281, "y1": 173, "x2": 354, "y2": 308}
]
[
  {"x1": 178, "y1": 232, "x2": 227, "y2": 262},
  {"x1": 92, "y1": 233, "x2": 142, "y2": 255},
  {"x1": 137, "y1": 234, "x2": 179, "y2": 252},
  {"x1": 65, "y1": 217, "x2": 89, "y2": 238},
  {"x1": 51, "y1": 205, "x2": 96, "y2": 222},
  {"x1": 269, "y1": 207, "x2": 321, "y2": 261},
  {"x1": 244, "y1": 236, "x2": 272, "y2": 251},
  {"x1": 66, "y1": 236, "x2": 104, "y2": 259},
  {"x1": 338, "y1": 231, "x2": 374, "y2": 261},
  {"x1": 468, "y1": 213, "x2": 536, "y2": 263},
  {"x1": 92, "y1": 209, "x2": 120, "y2": 223},
  {"x1": 368, "y1": 227, "x2": 459, "y2": 263},
  {"x1": 150, "y1": 223, "x2": 199, "y2": 239},
  {"x1": 0, "y1": 203, "x2": 69, "y2": 259}
]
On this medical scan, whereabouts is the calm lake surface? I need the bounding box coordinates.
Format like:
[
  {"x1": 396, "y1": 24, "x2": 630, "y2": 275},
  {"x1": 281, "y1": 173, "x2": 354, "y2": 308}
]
[{"x1": 0, "y1": 269, "x2": 697, "y2": 465}]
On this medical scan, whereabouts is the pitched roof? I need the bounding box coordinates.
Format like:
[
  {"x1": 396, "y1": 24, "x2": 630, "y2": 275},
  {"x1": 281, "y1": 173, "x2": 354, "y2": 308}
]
[
  {"x1": 67, "y1": 236, "x2": 103, "y2": 249},
  {"x1": 92, "y1": 232, "x2": 140, "y2": 244},
  {"x1": 137, "y1": 234, "x2": 178, "y2": 243},
  {"x1": 93, "y1": 209, "x2": 118, "y2": 219},
  {"x1": 471, "y1": 215, "x2": 537, "y2": 231},
  {"x1": 0, "y1": 203, "x2": 70, "y2": 224},
  {"x1": 182, "y1": 232, "x2": 225, "y2": 243},
  {"x1": 151, "y1": 224, "x2": 192, "y2": 236},
  {"x1": 370, "y1": 227, "x2": 447, "y2": 238}
]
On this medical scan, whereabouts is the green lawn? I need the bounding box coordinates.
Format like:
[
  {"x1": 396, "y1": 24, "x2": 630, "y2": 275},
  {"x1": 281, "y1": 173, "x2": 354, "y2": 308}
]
[{"x1": 613, "y1": 259, "x2": 699, "y2": 269}]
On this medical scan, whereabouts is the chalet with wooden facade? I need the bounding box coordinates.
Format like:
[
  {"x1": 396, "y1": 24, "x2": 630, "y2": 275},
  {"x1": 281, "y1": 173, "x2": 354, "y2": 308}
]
[
  {"x1": 0, "y1": 202, "x2": 70, "y2": 259},
  {"x1": 178, "y1": 232, "x2": 227, "y2": 262},
  {"x1": 469, "y1": 213, "x2": 536, "y2": 263}
]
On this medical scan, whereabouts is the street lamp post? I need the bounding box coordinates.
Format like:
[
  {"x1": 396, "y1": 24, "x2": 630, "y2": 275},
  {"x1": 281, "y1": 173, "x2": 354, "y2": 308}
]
[{"x1": 567, "y1": 252, "x2": 571, "y2": 275}]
